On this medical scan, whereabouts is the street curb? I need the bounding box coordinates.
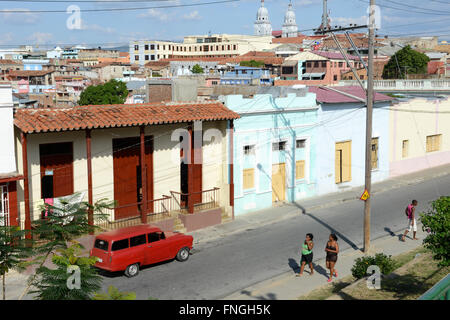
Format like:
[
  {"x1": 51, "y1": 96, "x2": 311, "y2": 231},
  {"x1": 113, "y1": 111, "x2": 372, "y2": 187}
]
[{"x1": 220, "y1": 223, "x2": 426, "y2": 300}]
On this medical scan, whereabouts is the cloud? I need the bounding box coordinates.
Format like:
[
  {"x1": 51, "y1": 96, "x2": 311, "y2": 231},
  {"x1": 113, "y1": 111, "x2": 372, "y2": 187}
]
[
  {"x1": 183, "y1": 11, "x2": 201, "y2": 21},
  {"x1": 138, "y1": 9, "x2": 171, "y2": 21},
  {"x1": 330, "y1": 15, "x2": 368, "y2": 27},
  {"x1": 28, "y1": 32, "x2": 53, "y2": 45},
  {"x1": 79, "y1": 19, "x2": 116, "y2": 34},
  {"x1": 0, "y1": 8, "x2": 39, "y2": 24}
]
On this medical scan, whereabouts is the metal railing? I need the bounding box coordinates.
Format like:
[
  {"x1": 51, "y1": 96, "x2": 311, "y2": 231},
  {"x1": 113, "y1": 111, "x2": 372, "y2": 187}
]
[
  {"x1": 419, "y1": 274, "x2": 450, "y2": 300},
  {"x1": 95, "y1": 195, "x2": 172, "y2": 230},
  {"x1": 170, "y1": 187, "x2": 220, "y2": 214}
]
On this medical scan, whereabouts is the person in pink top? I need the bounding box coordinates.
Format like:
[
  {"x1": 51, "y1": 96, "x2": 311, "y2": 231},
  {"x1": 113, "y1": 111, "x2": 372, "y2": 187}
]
[{"x1": 401, "y1": 200, "x2": 418, "y2": 242}]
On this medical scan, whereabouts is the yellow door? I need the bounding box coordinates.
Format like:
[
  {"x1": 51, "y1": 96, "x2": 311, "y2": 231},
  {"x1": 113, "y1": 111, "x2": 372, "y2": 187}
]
[
  {"x1": 335, "y1": 141, "x2": 352, "y2": 183},
  {"x1": 272, "y1": 163, "x2": 286, "y2": 202}
]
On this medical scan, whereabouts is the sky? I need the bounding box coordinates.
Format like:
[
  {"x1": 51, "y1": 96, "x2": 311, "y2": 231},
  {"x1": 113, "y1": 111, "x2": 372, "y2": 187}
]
[{"x1": 0, "y1": 0, "x2": 449, "y2": 49}]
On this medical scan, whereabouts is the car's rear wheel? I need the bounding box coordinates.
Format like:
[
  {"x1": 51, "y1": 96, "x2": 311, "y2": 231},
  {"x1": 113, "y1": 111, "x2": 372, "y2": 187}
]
[
  {"x1": 124, "y1": 263, "x2": 139, "y2": 277},
  {"x1": 176, "y1": 247, "x2": 190, "y2": 262}
]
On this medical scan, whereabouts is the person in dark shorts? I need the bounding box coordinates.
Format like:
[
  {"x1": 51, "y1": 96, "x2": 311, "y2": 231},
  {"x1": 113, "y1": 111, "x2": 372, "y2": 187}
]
[
  {"x1": 296, "y1": 233, "x2": 314, "y2": 277},
  {"x1": 325, "y1": 233, "x2": 339, "y2": 282}
]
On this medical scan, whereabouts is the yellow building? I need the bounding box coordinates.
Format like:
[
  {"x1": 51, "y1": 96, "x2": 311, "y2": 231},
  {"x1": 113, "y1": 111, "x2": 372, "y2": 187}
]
[
  {"x1": 130, "y1": 34, "x2": 277, "y2": 65},
  {"x1": 390, "y1": 95, "x2": 450, "y2": 177}
]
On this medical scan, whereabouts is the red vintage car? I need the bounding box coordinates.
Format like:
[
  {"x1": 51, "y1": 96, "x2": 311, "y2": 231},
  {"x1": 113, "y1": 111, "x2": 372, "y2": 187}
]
[{"x1": 90, "y1": 224, "x2": 193, "y2": 277}]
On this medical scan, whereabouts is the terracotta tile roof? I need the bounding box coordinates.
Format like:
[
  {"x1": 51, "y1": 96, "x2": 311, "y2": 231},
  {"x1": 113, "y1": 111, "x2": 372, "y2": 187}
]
[
  {"x1": 308, "y1": 86, "x2": 393, "y2": 104},
  {"x1": 14, "y1": 102, "x2": 240, "y2": 133},
  {"x1": 219, "y1": 55, "x2": 284, "y2": 65},
  {"x1": 241, "y1": 51, "x2": 275, "y2": 57},
  {"x1": 7, "y1": 70, "x2": 53, "y2": 77},
  {"x1": 0, "y1": 59, "x2": 20, "y2": 65},
  {"x1": 272, "y1": 36, "x2": 308, "y2": 44},
  {"x1": 119, "y1": 52, "x2": 129, "y2": 57}
]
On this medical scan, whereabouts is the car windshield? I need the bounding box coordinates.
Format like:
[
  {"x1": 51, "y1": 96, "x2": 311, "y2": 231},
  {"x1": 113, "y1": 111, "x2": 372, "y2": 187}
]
[{"x1": 94, "y1": 239, "x2": 109, "y2": 251}]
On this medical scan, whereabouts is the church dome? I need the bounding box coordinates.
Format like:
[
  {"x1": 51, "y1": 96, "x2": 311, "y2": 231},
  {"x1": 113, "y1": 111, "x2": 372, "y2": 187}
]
[
  {"x1": 284, "y1": 3, "x2": 296, "y2": 24},
  {"x1": 256, "y1": 1, "x2": 269, "y2": 21}
]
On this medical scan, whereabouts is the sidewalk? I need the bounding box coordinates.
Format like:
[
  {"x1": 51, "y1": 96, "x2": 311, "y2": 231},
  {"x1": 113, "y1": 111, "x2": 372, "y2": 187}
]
[
  {"x1": 189, "y1": 163, "x2": 450, "y2": 245},
  {"x1": 223, "y1": 227, "x2": 427, "y2": 300}
]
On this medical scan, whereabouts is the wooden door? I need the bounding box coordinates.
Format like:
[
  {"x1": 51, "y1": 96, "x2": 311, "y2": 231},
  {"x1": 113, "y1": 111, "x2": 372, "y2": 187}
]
[
  {"x1": 113, "y1": 137, "x2": 140, "y2": 220},
  {"x1": 39, "y1": 142, "x2": 74, "y2": 199},
  {"x1": 113, "y1": 136, "x2": 153, "y2": 220},
  {"x1": 191, "y1": 129, "x2": 203, "y2": 205},
  {"x1": 335, "y1": 141, "x2": 352, "y2": 184},
  {"x1": 272, "y1": 163, "x2": 286, "y2": 202}
]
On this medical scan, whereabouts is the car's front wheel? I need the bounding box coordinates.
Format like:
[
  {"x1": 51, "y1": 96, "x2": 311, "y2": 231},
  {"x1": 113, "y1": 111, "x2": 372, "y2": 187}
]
[
  {"x1": 176, "y1": 247, "x2": 190, "y2": 262},
  {"x1": 124, "y1": 263, "x2": 139, "y2": 277}
]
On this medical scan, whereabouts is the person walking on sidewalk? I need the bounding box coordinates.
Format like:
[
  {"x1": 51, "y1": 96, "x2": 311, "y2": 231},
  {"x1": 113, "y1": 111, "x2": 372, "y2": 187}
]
[
  {"x1": 401, "y1": 200, "x2": 419, "y2": 242},
  {"x1": 296, "y1": 233, "x2": 314, "y2": 277},
  {"x1": 325, "y1": 234, "x2": 339, "y2": 283}
]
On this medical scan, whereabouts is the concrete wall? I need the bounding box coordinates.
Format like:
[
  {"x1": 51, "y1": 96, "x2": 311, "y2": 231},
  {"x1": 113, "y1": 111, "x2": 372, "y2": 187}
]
[
  {"x1": 224, "y1": 92, "x2": 319, "y2": 216},
  {"x1": 0, "y1": 85, "x2": 17, "y2": 174},
  {"x1": 390, "y1": 96, "x2": 450, "y2": 177},
  {"x1": 316, "y1": 102, "x2": 391, "y2": 196}
]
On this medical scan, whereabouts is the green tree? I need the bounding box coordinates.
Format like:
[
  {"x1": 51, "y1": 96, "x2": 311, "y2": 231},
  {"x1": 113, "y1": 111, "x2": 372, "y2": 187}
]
[
  {"x1": 382, "y1": 45, "x2": 430, "y2": 79},
  {"x1": 78, "y1": 79, "x2": 128, "y2": 106},
  {"x1": 420, "y1": 196, "x2": 450, "y2": 267},
  {"x1": 18, "y1": 195, "x2": 114, "y2": 299},
  {"x1": 191, "y1": 64, "x2": 204, "y2": 74},
  {"x1": 93, "y1": 285, "x2": 136, "y2": 300},
  {"x1": 0, "y1": 222, "x2": 32, "y2": 300},
  {"x1": 30, "y1": 244, "x2": 102, "y2": 300},
  {"x1": 240, "y1": 60, "x2": 265, "y2": 68}
]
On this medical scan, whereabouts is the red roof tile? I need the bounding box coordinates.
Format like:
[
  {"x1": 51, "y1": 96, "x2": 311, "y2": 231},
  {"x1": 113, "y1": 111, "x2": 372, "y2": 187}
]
[
  {"x1": 14, "y1": 102, "x2": 240, "y2": 134},
  {"x1": 308, "y1": 86, "x2": 393, "y2": 104},
  {"x1": 7, "y1": 70, "x2": 53, "y2": 77}
]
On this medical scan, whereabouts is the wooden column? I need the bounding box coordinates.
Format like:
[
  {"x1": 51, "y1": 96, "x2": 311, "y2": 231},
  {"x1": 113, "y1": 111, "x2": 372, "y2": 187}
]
[
  {"x1": 86, "y1": 129, "x2": 94, "y2": 231},
  {"x1": 229, "y1": 120, "x2": 234, "y2": 220},
  {"x1": 21, "y1": 131, "x2": 31, "y2": 239},
  {"x1": 140, "y1": 126, "x2": 148, "y2": 223},
  {"x1": 187, "y1": 123, "x2": 194, "y2": 214}
]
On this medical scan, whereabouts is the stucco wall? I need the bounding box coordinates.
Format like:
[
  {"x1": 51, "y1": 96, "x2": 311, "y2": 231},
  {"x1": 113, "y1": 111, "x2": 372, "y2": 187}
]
[
  {"x1": 389, "y1": 96, "x2": 450, "y2": 177},
  {"x1": 225, "y1": 92, "x2": 319, "y2": 216},
  {"x1": 15, "y1": 121, "x2": 230, "y2": 223},
  {"x1": 0, "y1": 85, "x2": 16, "y2": 174},
  {"x1": 316, "y1": 102, "x2": 391, "y2": 196}
]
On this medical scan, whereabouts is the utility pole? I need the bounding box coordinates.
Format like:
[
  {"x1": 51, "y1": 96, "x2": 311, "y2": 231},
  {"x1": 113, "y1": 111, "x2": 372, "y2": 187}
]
[{"x1": 363, "y1": 0, "x2": 376, "y2": 253}]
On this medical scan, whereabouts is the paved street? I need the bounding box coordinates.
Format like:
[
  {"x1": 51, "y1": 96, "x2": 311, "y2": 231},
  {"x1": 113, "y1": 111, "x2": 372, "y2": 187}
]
[{"x1": 98, "y1": 171, "x2": 450, "y2": 300}]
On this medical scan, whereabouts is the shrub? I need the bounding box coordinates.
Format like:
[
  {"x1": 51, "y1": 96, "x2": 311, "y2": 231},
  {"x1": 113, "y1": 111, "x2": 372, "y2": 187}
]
[
  {"x1": 420, "y1": 196, "x2": 450, "y2": 267},
  {"x1": 351, "y1": 253, "x2": 397, "y2": 279}
]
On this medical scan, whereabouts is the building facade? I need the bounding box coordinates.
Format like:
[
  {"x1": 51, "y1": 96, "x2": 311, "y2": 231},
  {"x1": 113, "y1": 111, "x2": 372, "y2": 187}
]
[
  {"x1": 310, "y1": 86, "x2": 393, "y2": 196},
  {"x1": 224, "y1": 87, "x2": 318, "y2": 216},
  {"x1": 13, "y1": 102, "x2": 238, "y2": 232},
  {"x1": 389, "y1": 95, "x2": 450, "y2": 177}
]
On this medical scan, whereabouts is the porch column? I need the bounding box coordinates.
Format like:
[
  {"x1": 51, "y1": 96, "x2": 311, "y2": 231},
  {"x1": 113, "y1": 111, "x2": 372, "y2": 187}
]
[
  {"x1": 140, "y1": 126, "x2": 148, "y2": 223},
  {"x1": 86, "y1": 129, "x2": 94, "y2": 231},
  {"x1": 188, "y1": 123, "x2": 194, "y2": 214},
  {"x1": 229, "y1": 120, "x2": 234, "y2": 220},
  {"x1": 21, "y1": 131, "x2": 31, "y2": 239}
]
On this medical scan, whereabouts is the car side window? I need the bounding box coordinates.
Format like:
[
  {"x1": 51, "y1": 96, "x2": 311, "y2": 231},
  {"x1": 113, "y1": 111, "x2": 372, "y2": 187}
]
[
  {"x1": 130, "y1": 234, "x2": 146, "y2": 247},
  {"x1": 148, "y1": 232, "x2": 161, "y2": 243},
  {"x1": 111, "y1": 238, "x2": 129, "y2": 251}
]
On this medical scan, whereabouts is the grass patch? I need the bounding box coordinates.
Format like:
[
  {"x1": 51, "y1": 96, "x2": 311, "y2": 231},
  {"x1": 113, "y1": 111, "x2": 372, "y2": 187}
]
[
  {"x1": 298, "y1": 246, "x2": 438, "y2": 300},
  {"x1": 297, "y1": 275, "x2": 355, "y2": 300},
  {"x1": 340, "y1": 251, "x2": 449, "y2": 300}
]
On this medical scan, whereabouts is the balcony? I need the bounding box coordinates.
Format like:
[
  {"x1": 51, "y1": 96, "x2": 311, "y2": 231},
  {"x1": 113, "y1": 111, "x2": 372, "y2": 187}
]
[{"x1": 339, "y1": 79, "x2": 450, "y2": 92}]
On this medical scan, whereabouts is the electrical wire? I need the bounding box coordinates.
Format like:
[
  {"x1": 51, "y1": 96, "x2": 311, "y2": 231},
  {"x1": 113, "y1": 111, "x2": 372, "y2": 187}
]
[{"x1": 0, "y1": 0, "x2": 239, "y2": 13}]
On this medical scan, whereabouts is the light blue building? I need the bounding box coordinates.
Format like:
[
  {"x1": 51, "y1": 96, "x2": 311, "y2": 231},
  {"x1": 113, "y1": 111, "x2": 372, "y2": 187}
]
[
  {"x1": 223, "y1": 87, "x2": 319, "y2": 216},
  {"x1": 309, "y1": 86, "x2": 393, "y2": 196},
  {"x1": 221, "y1": 65, "x2": 272, "y2": 86}
]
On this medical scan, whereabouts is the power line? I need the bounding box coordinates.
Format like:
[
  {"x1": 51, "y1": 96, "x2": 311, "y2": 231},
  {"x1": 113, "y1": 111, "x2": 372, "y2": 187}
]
[
  {"x1": 0, "y1": 0, "x2": 239, "y2": 13},
  {"x1": 383, "y1": 0, "x2": 449, "y2": 14},
  {"x1": 356, "y1": 0, "x2": 450, "y2": 15}
]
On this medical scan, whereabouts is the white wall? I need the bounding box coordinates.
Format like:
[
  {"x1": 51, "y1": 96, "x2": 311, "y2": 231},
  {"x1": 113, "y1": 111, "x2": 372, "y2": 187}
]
[{"x1": 0, "y1": 84, "x2": 17, "y2": 174}]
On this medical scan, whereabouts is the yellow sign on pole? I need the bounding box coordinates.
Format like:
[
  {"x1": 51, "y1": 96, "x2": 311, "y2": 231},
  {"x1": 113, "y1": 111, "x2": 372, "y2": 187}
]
[{"x1": 360, "y1": 189, "x2": 370, "y2": 201}]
